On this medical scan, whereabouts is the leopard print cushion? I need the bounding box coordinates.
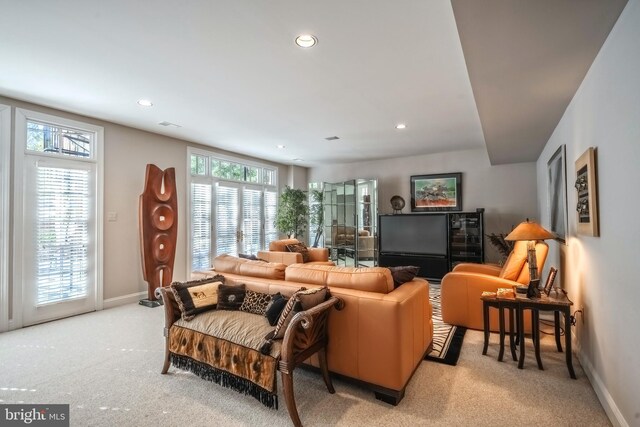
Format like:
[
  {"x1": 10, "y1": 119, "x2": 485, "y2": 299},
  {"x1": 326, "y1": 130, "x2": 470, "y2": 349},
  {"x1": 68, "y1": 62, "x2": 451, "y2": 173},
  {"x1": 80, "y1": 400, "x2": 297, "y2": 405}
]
[{"x1": 239, "y1": 290, "x2": 273, "y2": 316}]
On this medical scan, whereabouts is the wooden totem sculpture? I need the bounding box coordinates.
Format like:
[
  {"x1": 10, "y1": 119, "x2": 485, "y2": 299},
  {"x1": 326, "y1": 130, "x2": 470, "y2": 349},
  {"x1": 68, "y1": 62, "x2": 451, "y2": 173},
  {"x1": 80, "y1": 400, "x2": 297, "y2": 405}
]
[{"x1": 139, "y1": 164, "x2": 178, "y2": 306}]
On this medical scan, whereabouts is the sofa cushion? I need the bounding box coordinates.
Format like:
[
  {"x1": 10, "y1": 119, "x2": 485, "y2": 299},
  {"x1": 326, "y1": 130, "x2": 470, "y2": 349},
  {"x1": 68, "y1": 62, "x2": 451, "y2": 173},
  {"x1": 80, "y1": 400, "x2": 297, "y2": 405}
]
[
  {"x1": 499, "y1": 241, "x2": 528, "y2": 281},
  {"x1": 239, "y1": 290, "x2": 272, "y2": 315},
  {"x1": 286, "y1": 242, "x2": 310, "y2": 262},
  {"x1": 170, "y1": 275, "x2": 225, "y2": 321},
  {"x1": 217, "y1": 283, "x2": 246, "y2": 310},
  {"x1": 285, "y1": 264, "x2": 394, "y2": 294},
  {"x1": 214, "y1": 254, "x2": 286, "y2": 280}
]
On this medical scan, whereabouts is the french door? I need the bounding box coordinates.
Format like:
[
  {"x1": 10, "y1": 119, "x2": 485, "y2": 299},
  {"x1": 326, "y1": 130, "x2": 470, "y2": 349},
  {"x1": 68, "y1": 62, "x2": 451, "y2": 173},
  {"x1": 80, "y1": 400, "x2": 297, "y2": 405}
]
[
  {"x1": 21, "y1": 157, "x2": 98, "y2": 326},
  {"x1": 214, "y1": 183, "x2": 265, "y2": 256},
  {"x1": 14, "y1": 108, "x2": 103, "y2": 328}
]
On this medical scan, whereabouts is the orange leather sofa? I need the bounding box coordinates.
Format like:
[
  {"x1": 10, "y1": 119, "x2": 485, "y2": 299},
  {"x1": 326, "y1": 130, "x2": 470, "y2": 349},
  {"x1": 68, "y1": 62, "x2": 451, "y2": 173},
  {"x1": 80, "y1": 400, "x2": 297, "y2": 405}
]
[
  {"x1": 441, "y1": 241, "x2": 549, "y2": 331},
  {"x1": 194, "y1": 254, "x2": 433, "y2": 405},
  {"x1": 257, "y1": 238, "x2": 334, "y2": 266}
]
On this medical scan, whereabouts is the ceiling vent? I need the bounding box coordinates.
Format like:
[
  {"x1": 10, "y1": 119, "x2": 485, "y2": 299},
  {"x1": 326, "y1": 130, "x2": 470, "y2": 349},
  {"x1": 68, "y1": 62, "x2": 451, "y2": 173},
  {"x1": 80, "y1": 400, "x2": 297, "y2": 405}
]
[
  {"x1": 324, "y1": 136, "x2": 340, "y2": 141},
  {"x1": 158, "y1": 121, "x2": 182, "y2": 128}
]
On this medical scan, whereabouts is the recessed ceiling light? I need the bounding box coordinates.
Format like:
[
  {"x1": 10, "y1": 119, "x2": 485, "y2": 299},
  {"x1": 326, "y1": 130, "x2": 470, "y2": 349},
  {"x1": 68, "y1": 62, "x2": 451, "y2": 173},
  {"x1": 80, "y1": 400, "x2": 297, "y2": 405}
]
[
  {"x1": 276, "y1": 144, "x2": 286, "y2": 149},
  {"x1": 292, "y1": 158, "x2": 303, "y2": 162},
  {"x1": 325, "y1": 136, "x2": 340, "y2": 141},
  {"x1": 396, "y1": 123, "x2": 406, "y2": 129},
  {"x1": 137, "y1": 99, "x2": 153, "y2": 107},
  {"x1": 295, "y1": 34, "x2": 317, "y2": 48}
]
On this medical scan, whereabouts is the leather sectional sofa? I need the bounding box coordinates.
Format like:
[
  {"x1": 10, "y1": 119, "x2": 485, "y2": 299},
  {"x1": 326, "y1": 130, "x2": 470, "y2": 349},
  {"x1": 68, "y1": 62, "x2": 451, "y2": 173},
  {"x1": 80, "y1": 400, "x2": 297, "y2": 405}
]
[{"x1": 193, "y1": 254, "x2": 433, "y2": 405}]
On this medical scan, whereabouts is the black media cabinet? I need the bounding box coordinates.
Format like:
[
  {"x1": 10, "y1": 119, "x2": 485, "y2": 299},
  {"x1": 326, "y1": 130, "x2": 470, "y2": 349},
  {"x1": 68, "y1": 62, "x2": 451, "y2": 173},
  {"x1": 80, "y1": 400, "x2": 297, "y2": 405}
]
[{"x1": 378, "y1": 212, "x2": 484, "y2": 281}]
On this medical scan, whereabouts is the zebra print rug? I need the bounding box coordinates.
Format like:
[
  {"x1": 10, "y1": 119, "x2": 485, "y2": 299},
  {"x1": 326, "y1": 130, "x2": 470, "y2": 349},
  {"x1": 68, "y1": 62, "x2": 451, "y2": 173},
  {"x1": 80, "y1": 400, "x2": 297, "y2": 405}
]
[{"x1": 424, "y1": 284, "x2": 467, "y2": 366}]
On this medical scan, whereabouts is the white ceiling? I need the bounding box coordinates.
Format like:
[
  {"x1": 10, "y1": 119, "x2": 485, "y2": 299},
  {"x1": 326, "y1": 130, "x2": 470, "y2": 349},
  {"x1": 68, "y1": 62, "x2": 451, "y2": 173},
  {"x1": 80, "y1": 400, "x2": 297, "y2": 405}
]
[{"x1": 0, "y1": 0, "x2": 485, "y2": 167}]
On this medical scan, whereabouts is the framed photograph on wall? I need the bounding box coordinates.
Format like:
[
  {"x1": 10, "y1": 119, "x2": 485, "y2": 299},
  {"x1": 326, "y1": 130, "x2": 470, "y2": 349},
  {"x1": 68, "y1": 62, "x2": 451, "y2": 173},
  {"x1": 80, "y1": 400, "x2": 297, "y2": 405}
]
[
  {"x1": 547, "y1": 145, "x2": 568, "y2": 243},
  {"x1": 410, "y1": 173, "x2": 462, "y2": 212},
  {"x1": 575, "y1": 147, "x2": 599, "y2": 236}
]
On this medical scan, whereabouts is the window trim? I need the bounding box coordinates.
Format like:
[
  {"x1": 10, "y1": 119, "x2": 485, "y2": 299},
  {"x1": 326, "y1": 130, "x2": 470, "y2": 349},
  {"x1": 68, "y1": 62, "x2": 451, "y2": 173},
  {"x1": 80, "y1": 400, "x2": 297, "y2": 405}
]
[
  {"x1": 186, "y1": 147, "x2": 278, "y2": 275},
  {"x1": 0, "y1": 104, "x2": 10, "y2": 332},
  {"x1": 12, "y1": 108, "x2": 104, "y2": 329}
]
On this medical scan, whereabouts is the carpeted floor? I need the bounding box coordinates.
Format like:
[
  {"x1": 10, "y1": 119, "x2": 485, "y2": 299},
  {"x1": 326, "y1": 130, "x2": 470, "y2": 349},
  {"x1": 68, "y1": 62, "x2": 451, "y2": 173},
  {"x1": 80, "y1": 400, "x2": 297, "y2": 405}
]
[{"x1": 0, "y1": 303, "x2": 611, "y2": 426}]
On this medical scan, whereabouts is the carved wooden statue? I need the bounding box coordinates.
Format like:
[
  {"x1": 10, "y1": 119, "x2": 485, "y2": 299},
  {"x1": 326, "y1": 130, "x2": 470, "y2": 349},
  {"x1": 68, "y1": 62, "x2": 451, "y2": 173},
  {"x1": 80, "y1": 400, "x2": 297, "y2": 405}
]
[{"x1": 139, "y1": 164, "x2": 178, "y2": 306}]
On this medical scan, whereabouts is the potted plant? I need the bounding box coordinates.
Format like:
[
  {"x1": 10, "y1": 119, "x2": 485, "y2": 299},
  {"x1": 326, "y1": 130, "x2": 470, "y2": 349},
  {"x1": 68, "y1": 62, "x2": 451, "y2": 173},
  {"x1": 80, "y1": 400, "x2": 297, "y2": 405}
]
[{"x1": 274, "y1": 186, "x2": 308, "y2": 239}]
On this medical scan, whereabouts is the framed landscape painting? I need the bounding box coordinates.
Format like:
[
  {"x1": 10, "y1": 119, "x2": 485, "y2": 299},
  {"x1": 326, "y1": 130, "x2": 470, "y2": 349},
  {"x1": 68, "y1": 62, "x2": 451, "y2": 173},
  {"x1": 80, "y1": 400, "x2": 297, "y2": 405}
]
[{"x1": 410, "y1": 173, "x2": 462, "y2": 212}]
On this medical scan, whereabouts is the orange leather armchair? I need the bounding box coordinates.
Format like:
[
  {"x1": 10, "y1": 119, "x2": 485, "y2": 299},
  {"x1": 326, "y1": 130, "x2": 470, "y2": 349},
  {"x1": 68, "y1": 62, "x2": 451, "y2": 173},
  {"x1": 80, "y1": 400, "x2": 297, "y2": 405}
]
[
  {"x1": 257, "y1": 238, "x2": 334, "y2": 266},
  {"x1": 441, "y1": 240, "x2": 549, "y2": 331}
]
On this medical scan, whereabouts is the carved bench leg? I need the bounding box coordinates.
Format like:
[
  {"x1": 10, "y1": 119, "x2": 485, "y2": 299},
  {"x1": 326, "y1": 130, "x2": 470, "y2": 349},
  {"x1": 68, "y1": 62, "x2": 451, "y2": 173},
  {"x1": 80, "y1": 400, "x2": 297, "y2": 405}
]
[
  {"x1": 281, "y1": 371, "x2": 302, "y2": 427},
  {"x1": 318, "y1": 347, "x2": 335, "y2": 394}
]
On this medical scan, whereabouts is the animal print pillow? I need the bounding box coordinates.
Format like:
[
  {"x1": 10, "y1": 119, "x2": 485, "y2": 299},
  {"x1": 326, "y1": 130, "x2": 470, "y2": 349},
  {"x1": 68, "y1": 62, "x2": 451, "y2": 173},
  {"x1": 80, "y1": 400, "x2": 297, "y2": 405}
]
[
  {"x1": 170, "y1": 275, "x2": 225, "y2": 321},
  {"x1": 239, "y1": 290, "x2": 272, "y2": 315}
]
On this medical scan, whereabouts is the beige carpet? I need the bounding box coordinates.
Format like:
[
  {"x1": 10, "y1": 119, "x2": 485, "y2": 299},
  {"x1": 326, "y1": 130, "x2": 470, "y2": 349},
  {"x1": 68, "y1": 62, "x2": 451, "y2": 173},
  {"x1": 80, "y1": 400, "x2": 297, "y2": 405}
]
[{"x1": 0, "y1": 303, "x2": 610, "y2": 426}]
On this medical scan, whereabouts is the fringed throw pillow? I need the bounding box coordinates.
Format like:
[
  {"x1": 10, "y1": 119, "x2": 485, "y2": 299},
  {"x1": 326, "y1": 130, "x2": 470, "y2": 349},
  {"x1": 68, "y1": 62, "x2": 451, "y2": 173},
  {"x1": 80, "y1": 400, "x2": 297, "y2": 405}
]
[
  {"x1": 217, "y1": 283, "x2": 246, "y2": 310},
  {"x1": 239, "y1": 290, "x2": 273, "y2": 315},
  {"x1": 263, "y1": 293, "x2": 287, "y2": 326},
  {"x1": 170, "y1": 275, "x2": 225, "y2": 321}
]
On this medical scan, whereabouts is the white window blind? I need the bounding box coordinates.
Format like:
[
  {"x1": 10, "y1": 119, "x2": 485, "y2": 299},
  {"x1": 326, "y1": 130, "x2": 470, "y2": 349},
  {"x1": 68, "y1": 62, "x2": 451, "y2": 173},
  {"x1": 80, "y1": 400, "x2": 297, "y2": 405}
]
[
  {"x1": 215, "y1": 185, "x2": 239, "y2": 256},
  {"x1": 35, "y1": 165, "x2": 90, "y2": 305},
  {"x1": 191, "y1": 183, "x2": 212, "y2": 270},
  {"x1": 242, "y1": 188, "x2": 262, "y2": 254},
  {"x1": 264, "y1": 190, "x2": 278, "y2": 247}
]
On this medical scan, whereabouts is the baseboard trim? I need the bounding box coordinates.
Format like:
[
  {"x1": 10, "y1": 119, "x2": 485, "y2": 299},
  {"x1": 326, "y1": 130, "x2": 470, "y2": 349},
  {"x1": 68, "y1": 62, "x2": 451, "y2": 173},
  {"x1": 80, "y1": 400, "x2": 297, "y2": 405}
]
[
  {"x1": 577, "y1": 345, "x2": 629, "y2": 427},
  {"x1": 103, "y1": 291, "x2": 147, "y2": 309}
]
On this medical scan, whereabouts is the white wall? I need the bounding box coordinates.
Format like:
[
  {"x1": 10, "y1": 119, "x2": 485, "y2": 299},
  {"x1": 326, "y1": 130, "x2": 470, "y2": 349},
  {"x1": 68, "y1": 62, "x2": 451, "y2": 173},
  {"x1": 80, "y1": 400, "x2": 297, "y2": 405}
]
[
  {"x1": 535, "y1": 1, "x2": 640, "y2": 425},
  {"x1": 309, "y1": 148, "x2": 538, "y2": 262},
  {"x1": 0, "y1": 95, "x2": 288, "y2": 312}
]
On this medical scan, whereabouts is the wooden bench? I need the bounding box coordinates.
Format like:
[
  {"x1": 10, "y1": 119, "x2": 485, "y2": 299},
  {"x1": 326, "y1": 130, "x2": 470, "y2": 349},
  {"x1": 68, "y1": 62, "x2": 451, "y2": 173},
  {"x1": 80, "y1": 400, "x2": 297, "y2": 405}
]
[{"x1": 158, "y1": 287, "x2": 343, "y2": 426}]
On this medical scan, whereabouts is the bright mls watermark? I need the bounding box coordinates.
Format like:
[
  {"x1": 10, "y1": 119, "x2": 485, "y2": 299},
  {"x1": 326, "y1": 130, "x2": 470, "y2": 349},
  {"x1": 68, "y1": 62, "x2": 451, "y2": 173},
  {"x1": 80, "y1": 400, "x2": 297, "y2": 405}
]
[{"x1": 1, "y1": 404, "x2": 69, "y2": 426}]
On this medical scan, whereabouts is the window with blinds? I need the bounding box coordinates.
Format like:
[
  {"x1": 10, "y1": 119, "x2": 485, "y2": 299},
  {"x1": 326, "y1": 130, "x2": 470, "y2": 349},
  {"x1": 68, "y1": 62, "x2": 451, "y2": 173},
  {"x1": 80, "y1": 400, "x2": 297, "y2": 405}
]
[
  {"x1": 35, "y1": 166, "x2": 90, "y2": 305},
  {"x1": 191, "y1": 183, "x2": 212, "y2": 270},
  {"x1": 264, "y1": 190, "x2": 278, "y2": 246},
  {"x1": 242, "y1": 188, "x2": 262, "y2": 254},
  {"x1": 215, "y1": 184, "x2": 239, "y2": 256},
  {"x1": 188, "y1": 149, "x2": 278, "y2": 272}
]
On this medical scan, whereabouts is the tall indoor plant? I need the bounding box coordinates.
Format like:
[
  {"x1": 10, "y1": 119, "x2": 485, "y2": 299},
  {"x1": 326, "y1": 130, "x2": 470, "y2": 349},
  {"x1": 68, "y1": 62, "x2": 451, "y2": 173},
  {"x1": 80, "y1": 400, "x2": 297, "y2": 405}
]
[{"x1": 274, "y1": 186, "x2": 308, "y2": 239}]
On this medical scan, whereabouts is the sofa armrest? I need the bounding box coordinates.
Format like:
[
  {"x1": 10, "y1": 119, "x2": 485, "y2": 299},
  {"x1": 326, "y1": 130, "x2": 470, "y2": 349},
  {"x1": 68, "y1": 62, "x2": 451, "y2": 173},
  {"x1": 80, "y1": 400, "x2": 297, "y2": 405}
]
[
  {"x1": 257, "y1": 251, "x2": 302, "y2": 265},
  {"x1": 307, "y1": 247, "x2": 329, "y2": 262},
  {"x1": 158, "y1": 287, "x2": 180, "y2": 333},
  {"x1": 452, "y1": 262, "x2": 502, "y2": 276}
]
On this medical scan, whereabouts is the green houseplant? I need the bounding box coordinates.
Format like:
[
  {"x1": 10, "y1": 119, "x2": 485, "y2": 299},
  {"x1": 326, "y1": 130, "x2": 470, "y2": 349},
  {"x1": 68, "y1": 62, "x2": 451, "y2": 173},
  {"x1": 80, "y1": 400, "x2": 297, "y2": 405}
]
[{"x1": 274, "y1": 186, "x2": 308, "y2": 239}]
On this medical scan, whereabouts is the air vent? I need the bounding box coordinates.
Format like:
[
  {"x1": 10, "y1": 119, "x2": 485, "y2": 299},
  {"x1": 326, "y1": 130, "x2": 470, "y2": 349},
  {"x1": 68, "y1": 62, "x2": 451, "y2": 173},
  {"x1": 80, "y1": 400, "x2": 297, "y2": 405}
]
[
  {"x1": 158, "y1": 121, "x2": 182, "y2": 128},
  {"x1": 325, "y1": 136, "x2": 340, "y2": 141}
]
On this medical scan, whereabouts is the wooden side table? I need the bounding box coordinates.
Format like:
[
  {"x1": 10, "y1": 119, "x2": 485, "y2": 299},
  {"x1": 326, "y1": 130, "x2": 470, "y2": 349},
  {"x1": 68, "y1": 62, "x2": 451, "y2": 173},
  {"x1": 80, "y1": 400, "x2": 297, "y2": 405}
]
[
  {"x1": 481, "y1": 295, "x2": 519, "y2": 362},
  {"x1": 517, "y1": 292, "x2": 576, "y2": 379}
]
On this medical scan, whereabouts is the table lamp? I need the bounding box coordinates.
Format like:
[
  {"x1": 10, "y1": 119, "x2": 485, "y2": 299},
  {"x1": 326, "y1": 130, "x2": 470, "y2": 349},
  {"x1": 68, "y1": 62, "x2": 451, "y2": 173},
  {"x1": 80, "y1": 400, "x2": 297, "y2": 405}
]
[{"x1": 505, "y1": 219, "x2": 555, "y2": 298}]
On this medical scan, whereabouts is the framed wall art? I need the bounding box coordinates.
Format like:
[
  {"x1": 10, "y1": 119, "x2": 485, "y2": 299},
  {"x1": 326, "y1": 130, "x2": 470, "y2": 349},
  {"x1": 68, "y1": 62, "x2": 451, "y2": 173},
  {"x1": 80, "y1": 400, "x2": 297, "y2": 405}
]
[
  {"x1": 575, "y1": 147, "x2": 599, "y2": 236},
  {"x1": 547, "y1": 145, "x2": 568, "y2": 243},
  {"x1": 410, "y1": 172, "x2": 462, "y2": 212}
]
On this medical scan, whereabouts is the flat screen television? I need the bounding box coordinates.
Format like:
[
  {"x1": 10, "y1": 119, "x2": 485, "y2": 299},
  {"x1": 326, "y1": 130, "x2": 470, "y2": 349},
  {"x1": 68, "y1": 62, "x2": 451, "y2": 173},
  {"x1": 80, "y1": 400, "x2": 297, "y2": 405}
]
[{"x1": 379, "y1": 214, "x2": 447, "y2": 256}]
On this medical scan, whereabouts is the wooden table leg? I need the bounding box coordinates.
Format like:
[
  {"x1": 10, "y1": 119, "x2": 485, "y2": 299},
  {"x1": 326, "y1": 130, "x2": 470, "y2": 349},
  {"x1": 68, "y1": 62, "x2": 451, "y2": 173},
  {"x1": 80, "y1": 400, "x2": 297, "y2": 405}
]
[
  {"x1": 564, "y1": 308, "x2": 577, "y2": 379},
  {"x1": 554, "y1": 310, "x2": 563, "y2": 352},
  {"x1": 482, "y1": 301, "x2": 490, "y2": 356},
  {"x1": 509, "y1": 307, "x2": 517, "y2": 361},
  {"x1": 518, "y1": 306, "x2": 525, "y2": 369},
  {"x1": 533, "y1": 310, "x2": 543, "y2": 370},
  {"x1": 498, "y1": 304, "x2": 505, "y2": 362}
]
